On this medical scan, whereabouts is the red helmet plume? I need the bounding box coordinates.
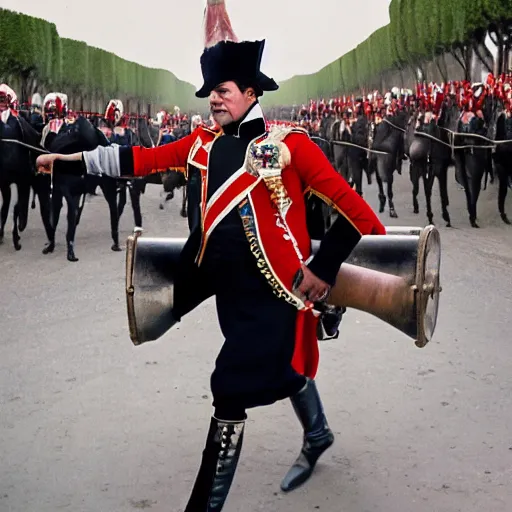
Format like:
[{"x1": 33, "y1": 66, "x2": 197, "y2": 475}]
[{"x1": 203, "y1": 0, "x2": 238, "y2": 48}]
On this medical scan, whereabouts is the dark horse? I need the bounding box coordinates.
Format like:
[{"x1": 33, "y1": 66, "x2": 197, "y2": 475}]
[
  {"x1": 333, "y1": 115, "x2": 371, "y2": 196},
  {"x1": 491, "y1": 99, "x2": 512, "y2": 225},
  {"x1": 112, "y1": 125, "x2": 144, "y2": 233},
  {"x1": 0, "y1": 112, "x2": 49, "y2": 250},
  {"x1": 369, "y1": 112, "x2": 408, "y2": 218},
  {"x1": 404, "y1": 105, "x2": 455, "y2": 227},
  {"x1": 446, "y1": 96, "x2": 495, "y2": 228},
  {"x1": 41, "y1": 116, "x2": 110, "y2": 261}
]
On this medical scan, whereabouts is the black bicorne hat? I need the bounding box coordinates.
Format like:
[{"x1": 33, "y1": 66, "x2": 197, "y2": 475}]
[{"x1": 195, "y1": 40, "x2": 279, "y2": 98}]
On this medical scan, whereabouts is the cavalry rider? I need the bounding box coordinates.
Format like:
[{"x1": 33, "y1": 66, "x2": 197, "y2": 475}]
[
  {"x1": 0, "y1": 84, "x2": 44, "y2": 246},
  {"x1": 40, "y1": 92, "x2": 106, "y2": 262},
  {"x1": 0, "y1": 84, "x2": 42, "y2": 142},
  {"x1": 36, "y1": 0, "x2": 386, "y2": 508}
]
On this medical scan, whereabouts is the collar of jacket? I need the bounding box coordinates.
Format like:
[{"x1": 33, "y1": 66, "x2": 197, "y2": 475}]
[{"x1": 222, "y1": 101, "x2": 266, "y2": 140}]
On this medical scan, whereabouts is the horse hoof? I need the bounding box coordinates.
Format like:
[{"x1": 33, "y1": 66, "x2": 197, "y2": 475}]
[
  {"x1": 111, "y1": 244, "x2": 122, "y2": 252},
  {"x1": 14, "y1": 242, "x2": 22, "y2": 251},
  {"x1": 501, "y1": 214, "x2": 511, "y2": 225},
  {"x1": 42, "y1": 243, "x2": 55, "y2": 254}
]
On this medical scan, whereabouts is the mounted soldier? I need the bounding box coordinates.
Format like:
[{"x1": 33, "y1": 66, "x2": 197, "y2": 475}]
[
  {"x1": 40, "y1": 92, "x2": 110, "y2": 261},
  {"x1": 36, "y1": 0, "x2": 386, "y2": 508},
  {"x1": 0, "y1": 84, "x2": 44, "y2": 250}
]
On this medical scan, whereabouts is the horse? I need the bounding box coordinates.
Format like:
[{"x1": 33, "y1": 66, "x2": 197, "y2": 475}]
[
  {"x1": 491, "y1": 98, "x2": 512, "y2": 225},
  {"x1": 446, "y1": 95, "x2": 495, "y2": 228},
  {"x1": 369, "y1": 111, "x2": 408, "y2": 218},
  {"x1": 40, "y1": 116, "x2": 110, "y2": 261},
  {"x1": 0, "y1": 111, "x2": 48, "y2": 251},
  {"x1": 404, "y1": 104, "x2": 454, "y2": 227}
]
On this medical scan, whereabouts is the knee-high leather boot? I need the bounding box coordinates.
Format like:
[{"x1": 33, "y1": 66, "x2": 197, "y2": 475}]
[
  {"x1": 280, "y1": 378, "x2": 334, "y2": 492},
  {"x1": 184, "y1": 415, "x2": 245, "y2": 511}
]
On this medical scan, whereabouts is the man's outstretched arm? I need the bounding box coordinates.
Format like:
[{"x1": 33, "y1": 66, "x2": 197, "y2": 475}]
[{"x1": 36, "y1": 130, "x2": 197, "y2": 178}]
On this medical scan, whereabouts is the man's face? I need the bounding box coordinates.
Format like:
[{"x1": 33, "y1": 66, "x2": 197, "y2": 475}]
[
  {"x1": 0, "y1": 94, "x2": 9, "y2": 112},
  {"x1": 209, "y1": 81, "x2": 255, "y2": 126}
]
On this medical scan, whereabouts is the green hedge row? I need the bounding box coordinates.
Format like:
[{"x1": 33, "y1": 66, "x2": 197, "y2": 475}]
[
  {"x1": 263, "y1": 0, "x2": 512, "y2": 107},
  {"x1": 0, "y1": 8, "x2": 203, "y2": 111}
]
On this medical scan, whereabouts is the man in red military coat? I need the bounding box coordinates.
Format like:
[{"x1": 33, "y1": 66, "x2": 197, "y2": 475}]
[{"x1": 37, "y1": 8, "x2": 385, "y2": 512}]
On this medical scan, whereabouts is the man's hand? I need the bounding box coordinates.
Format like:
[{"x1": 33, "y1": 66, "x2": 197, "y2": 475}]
[
  {"x1": 36, "y1": 154, "x2": 57, "y2": 174},
  {"x1": 295, "y1": 264, "x2": 331, "y2": 304}
]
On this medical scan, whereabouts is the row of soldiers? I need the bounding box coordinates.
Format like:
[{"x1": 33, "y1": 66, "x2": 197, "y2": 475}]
[
  {"x1": 292, "y1": 73, "x2": 512, "y2": 132},
  {"x1": 0, "y1": 83, "x2": 204, "y2": 261},
  {"x1": 0, "y1": 86, "x2": 201, "y2": 144}
]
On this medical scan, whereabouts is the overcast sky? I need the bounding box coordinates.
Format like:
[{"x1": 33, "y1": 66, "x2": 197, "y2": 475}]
[{"x1": 1, "y1": 0, "x2": 391, "y2": 87}]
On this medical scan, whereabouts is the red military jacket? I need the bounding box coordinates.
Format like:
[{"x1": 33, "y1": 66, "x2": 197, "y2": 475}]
[{"x1": 122, "y1": 121, "x2": 385, "y2": 378}]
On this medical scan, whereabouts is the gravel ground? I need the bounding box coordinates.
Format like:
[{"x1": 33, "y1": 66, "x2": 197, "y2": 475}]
[{"x1": 1, "y1": 165, "x2": 511, "y2": 512}]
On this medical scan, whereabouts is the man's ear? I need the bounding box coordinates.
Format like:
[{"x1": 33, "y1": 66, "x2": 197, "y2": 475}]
[{"x1": 246, "y1": 87, "x2": 257, "y2": 100}]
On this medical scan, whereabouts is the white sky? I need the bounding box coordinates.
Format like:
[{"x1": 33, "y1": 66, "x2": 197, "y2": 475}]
[{"x1": 1, "y1": 0, "x2": 391, "y2": 88}]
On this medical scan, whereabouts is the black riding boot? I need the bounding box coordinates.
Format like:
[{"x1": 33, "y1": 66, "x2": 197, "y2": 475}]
[
  {"x1": 281, "y1": 378, "x2": 334, "y2": 492},
  {"x1": 184, "y1": 415, "x2": 245, "y2": 511}
]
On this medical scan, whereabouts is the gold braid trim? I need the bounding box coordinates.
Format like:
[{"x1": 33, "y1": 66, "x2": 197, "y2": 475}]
[{"x1": 238, "y1": 197, "x2": 303, "y2": 309}]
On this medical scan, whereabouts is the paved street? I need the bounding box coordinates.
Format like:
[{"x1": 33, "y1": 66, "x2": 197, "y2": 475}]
[{"x1": 1, "y1": 166, "x2": 511, "y2": 512}]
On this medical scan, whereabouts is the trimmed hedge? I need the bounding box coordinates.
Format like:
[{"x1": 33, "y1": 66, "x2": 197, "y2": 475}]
[
  {"x1": 0, "y1": 7, "x2": 203, "y2": 111},
  {"x1": 262, "y1": 0, "x2": 512, "y2": 107}
]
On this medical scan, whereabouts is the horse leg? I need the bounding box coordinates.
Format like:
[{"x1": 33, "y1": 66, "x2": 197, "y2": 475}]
[
  {"x1": 181, "y1": 186, "x2": 188, "y2": 218},
  {"x1": 365, "y1": 156, "x2": 374, "y2": 185},
  {"x1": 43, "y1": 183, "x2": 63, "y2": 254},
  {"x1": 63, "y1": 189, "x2": 80, "y2": 262},
  {"x1": 11, "y1": 181, "x2": 31, "y2": 251},
  {"x1": 409, "y1": 161, "x2": 420, "y2": 214},
  {"x1": 117, "y1": 183, "x2": 127, "y2": 220},
  {"x1": 352, "y1": 159, "x2": 364, "y2": 197},
  {"x1": 466, "y1": 153, "x2": 485, "y2": 228},
  {"x1": 423, "y1": 162, "x2": 435, "y2": 225},
  {"x1": 0, "y1": 184, "x2": 11, "y2": 243},
  {"x1": 456, "y1": 152, "x2": 477, "y2": 227},
  {"x1": 31, "y1": 185, "x2": 36, "y2": 209},
  {"x1": 12, "y1": 203, "x2": 21, "y2": 251},
  {"x1": 129, "y1": 184, "x2": 143, "y2": 228},
  {"x1": 102, "y1": 179, "x2": 122, "y2": 251},
  {"x1": 159, "y1": 187, "x2": 169, "y2": 210},
  {"x1": 33, "y1": 175, "x2": 55, "y2": 252},
  {"x1": 375, "y1": 173, "x2": 386, "y2": 213},
  {"x1": 487, "y1": 151, "x2": 494, "y2": 185},
  {"x1": 386, "y1": 179, "x2": 398, "y2": 218},
  {"x1": 378, "y1": 154, "x2": 397, "y2": 218},
  {"x1": 438, "y1": 164, "x2": 452, "y2": 227},
  {"x1": 496, "y1": 163, "x2": 511, "y2": 224},
  {"x1": 454, "y1": 153, "x2": 465, "y2": 190}
]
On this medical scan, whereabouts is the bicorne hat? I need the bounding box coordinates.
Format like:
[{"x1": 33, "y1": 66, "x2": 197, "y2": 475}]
[
  {"x1": 195, "y1": 39, "x2": 279, "y2": 98},
  {"x1": 195, "y1": 0, "x2": 278, "y2": 98}
]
